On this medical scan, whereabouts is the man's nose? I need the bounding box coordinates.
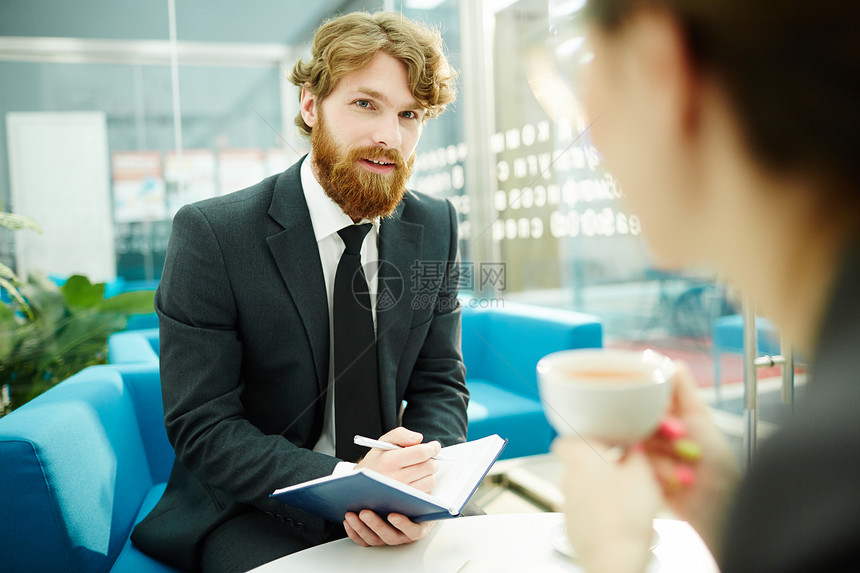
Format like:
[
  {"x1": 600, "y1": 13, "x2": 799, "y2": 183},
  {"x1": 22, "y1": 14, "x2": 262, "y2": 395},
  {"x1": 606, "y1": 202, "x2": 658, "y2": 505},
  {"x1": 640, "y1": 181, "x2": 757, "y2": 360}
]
[{"x1": 372, "y1": 113, "x2": 402, "y2": 149}]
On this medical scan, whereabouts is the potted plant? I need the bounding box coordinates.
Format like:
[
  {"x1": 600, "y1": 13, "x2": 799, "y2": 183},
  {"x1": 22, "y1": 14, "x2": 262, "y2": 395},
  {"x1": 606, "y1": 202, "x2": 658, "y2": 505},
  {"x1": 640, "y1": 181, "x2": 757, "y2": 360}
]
[{"x1": 1, "y1": 209, "x2": 156, "y2": 413}]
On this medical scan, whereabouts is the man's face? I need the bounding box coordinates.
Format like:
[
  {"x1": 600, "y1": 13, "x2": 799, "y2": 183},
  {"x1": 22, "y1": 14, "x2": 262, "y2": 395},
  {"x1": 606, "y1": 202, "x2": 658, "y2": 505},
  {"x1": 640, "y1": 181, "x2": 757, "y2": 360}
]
[{"x1": 301, "y1": 50, "x2": 424, "y2": 221}]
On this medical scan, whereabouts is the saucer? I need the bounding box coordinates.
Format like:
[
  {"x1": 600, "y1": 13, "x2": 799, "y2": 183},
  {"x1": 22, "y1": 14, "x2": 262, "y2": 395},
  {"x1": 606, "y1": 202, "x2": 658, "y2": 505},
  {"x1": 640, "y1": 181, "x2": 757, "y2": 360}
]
[{"x1": 548, "y1": 523, "x2": 661, "y2": 559}]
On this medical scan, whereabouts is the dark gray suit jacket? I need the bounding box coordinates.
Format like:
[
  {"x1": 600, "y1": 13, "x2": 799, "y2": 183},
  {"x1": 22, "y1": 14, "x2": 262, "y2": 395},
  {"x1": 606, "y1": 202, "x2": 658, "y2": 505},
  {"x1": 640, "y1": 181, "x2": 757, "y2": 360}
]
[
  {"x1": 131, "y1": 159, "x2": 469, "y2": 570},
  {"x1": 721, "y1": 241, "x2": 860, "y2": 571}
]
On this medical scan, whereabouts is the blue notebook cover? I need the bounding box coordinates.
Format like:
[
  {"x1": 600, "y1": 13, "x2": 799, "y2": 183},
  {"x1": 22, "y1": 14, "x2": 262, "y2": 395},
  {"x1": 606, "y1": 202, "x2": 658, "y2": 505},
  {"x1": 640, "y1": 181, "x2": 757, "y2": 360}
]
[{"x1": 270, "y1": 434, "x2": 507, "y2": 523}]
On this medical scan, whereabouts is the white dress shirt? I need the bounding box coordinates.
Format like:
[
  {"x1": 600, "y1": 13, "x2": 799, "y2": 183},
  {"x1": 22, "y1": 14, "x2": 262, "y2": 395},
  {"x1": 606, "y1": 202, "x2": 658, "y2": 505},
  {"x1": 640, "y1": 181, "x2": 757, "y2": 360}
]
[{"x1": 300, "y1": 155, "x2": 380, "y2": 473}]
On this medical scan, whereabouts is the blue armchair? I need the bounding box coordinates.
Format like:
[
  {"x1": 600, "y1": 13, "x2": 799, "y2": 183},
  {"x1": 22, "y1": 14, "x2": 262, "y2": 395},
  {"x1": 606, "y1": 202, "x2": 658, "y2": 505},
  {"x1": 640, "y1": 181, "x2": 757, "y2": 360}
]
[
  {"x1": 108, "y1": 327, "x2": 160, "y2": 365},
  {"x1": 461, "y1": 303, "x2": 603, "y2": 459},
  {"x1": 0, "y1": 364, "x2": 178, "y2": 572}
]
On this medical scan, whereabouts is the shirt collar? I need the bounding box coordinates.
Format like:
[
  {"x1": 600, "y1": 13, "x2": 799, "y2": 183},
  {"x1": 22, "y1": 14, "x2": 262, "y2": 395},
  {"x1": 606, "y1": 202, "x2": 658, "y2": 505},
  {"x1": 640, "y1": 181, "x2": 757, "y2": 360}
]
[{"x1": 300, "y1": 153, "x2": 380, "y2": 243}]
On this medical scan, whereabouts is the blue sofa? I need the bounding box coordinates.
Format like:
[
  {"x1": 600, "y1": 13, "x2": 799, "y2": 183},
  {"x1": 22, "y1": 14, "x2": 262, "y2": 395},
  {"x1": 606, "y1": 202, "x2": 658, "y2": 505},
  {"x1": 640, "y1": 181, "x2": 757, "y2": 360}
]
[
  {"x1": 104, "y1": 304, "x2": 603, "y2": 461},
  {"x1": 0, "y1": 364, "x2": 179, "y2": 572},
  {"x1": 0, "y1": 302, "x2": 601, "y2": 571},
  {"x1": 108, "y1": 327, "x2": 160, "y2": 365},
  {"x1": 461, "y1": 303, "x2": 603, "y2": 459}
]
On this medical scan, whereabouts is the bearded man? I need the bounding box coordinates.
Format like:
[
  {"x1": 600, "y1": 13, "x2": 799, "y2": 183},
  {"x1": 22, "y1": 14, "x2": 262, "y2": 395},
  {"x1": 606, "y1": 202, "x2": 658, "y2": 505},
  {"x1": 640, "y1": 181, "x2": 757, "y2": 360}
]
[{"x1": 130, "y1": 12, "x2": 469, "y2": 573}]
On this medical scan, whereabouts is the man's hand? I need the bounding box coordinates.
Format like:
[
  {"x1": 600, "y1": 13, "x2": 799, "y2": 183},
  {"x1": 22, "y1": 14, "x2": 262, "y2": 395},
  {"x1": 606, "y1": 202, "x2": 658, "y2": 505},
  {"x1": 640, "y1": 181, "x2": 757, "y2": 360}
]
[
  {"x1": 347, "y1": 427, "x2": 441, "y2": 546},
  {"x1": 343, "y1": 510, "x2": 435, "y2": 547},
  {"x1": 354, "y1": 427, "x2": 441, "y2": 493}
]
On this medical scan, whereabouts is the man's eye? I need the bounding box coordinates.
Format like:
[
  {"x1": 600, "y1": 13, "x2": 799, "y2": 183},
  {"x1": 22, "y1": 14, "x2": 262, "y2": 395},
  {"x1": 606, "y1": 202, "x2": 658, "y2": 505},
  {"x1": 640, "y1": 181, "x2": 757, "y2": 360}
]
[
  {"x1": 401, "y1": 111, "x2": 416, "y2": 119},
  {"x1": 356, "y1": 100, "x2": 372, "y2": 109}
]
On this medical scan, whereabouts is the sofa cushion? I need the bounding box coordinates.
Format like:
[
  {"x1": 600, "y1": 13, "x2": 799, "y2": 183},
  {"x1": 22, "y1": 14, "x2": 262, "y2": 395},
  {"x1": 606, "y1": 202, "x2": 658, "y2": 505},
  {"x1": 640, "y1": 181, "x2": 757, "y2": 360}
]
[
  {"x1": 108, "y1": 328, "x2": 160, "y2": 365},
  {"x1": 0, "y1": 367, "x2": 155, "y2": 572},
  {"x1": 712, "y1": 314, "x2": 781, "y2": 356},
  {"x1": 466, "y1": 380, "x2": 555, "y2": 459},
  {"x1": 111, "y1": 483, "x2": 179, "y2": 572},
  {"x1": 463, "y1": 303, "x2": 602, "y2": 397},
  {"x1": 117, "y1": 364, "x2": 173, "y2": 483},
  {"x1": 460, "y1": 307, "x2": 491, "y2": 378}
]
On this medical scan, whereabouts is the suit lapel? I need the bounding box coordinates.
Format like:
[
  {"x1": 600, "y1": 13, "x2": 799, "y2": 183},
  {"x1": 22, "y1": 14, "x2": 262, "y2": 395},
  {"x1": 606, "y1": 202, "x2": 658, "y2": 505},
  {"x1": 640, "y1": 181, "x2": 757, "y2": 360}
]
[
  {"x1": 376, "y1": 200, "x2": 423, "y2": 426},
  {"x1": 266, "y1": 160, "x2": 330, "y2": 393}
]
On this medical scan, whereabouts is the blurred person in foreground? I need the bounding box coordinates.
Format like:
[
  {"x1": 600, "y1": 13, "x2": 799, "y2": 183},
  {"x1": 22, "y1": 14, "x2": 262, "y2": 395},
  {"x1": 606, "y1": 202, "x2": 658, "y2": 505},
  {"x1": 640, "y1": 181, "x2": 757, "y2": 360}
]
[
  {"x1": 131, "y1": 11, "x2": 469, "y2": 572},
  {"x1": 555, "y1": 1, "x2": 860, "y2": 571}
]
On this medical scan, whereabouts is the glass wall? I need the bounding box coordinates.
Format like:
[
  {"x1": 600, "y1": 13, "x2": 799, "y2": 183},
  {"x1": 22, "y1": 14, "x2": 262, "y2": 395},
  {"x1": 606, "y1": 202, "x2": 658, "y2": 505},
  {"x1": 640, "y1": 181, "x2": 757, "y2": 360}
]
[
  {"x1": 412, "y1": 0, "x2": 788, "y2": 433},
  {"x1": 3, "y1": 59, "x2": 288, "y2": 281},
  {"x1": 0, "y1": 0, "x2": 798, "y2": 428},
  {"x1": 0, "y1": 0, "x2": 382, "y2": 282},
  {"x1": 468, "y1": 0, "x2": 794, "y2": 431}
]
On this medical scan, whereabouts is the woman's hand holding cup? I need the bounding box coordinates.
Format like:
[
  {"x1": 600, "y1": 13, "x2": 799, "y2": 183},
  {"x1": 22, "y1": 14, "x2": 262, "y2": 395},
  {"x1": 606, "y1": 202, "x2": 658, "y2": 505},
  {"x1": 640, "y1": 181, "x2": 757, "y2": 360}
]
[
  {"x1": 639, "y1": 362, "x2": 741, "y2": 556},
  {"x1": 540, "y1": 349, "x2": 676, "y2": 572},
  {"x1": 542, "y1": 350, "x2": 740, "y2": 569}
]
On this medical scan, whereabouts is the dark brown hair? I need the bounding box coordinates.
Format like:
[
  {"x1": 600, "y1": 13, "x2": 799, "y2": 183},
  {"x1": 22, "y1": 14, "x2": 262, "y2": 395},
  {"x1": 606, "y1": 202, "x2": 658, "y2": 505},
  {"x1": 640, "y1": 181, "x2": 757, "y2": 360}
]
[
  {"x1": 290, "y1": 11, "x2": 458, "y2": 137},
  {"x1": 586, "y1": 0, "x2": 860, "y2": 200}
]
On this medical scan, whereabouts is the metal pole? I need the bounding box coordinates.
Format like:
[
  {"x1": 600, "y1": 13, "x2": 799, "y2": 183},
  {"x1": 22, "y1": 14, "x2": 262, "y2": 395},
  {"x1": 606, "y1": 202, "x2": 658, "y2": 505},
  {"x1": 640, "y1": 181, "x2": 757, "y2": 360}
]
[
  {"x1": 742, "y1": 296, "x2": 758, "y2": 470},
  {"x1": 780, "y1": 333, "x2": 795, "y2": 408},
  {"x1": 279, "y1": 51, "x2": 306, "y2": 165},
  {"x1": 166, "y1": 0, "x2": 183, "y2": 162},
  {"x1": 459, "y1": 0, "x2": 500, "y2": 298}
]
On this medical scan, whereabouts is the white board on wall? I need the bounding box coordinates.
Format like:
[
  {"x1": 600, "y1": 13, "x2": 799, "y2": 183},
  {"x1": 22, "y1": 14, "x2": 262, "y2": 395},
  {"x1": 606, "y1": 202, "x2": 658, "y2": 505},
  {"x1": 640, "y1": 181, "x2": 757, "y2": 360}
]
[{"x1": 6, "y1": 111, "x2": 116, "y2": 282}]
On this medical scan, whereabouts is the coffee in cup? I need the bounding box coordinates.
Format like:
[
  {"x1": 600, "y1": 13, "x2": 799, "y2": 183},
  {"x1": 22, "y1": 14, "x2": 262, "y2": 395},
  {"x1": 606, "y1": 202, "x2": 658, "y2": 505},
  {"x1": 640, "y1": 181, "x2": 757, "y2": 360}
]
[{"x1": 536, "y1": 348, "x2": 675, "y2": 446}]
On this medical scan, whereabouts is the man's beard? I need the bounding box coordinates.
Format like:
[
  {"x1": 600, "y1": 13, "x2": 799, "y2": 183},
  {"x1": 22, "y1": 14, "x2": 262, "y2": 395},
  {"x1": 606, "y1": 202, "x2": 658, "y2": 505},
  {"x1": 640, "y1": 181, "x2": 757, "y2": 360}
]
[{"x1": 311, "y1": 113, "x2": 414, "y2": 221}]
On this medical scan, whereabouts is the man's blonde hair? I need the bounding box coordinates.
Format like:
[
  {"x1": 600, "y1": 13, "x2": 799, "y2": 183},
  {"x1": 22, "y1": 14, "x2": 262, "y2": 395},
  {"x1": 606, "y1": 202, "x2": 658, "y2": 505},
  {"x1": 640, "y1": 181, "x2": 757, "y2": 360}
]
[{"x1": 290, "y1": 11, "x2": 457, "y2": 137}]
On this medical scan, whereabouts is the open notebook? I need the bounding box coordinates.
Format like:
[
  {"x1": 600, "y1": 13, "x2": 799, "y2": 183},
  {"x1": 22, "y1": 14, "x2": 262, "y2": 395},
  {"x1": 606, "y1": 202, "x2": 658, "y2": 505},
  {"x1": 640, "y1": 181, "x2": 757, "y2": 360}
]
[{"x1": 270, "y1": 434, "x2": 507, "y2": 522}]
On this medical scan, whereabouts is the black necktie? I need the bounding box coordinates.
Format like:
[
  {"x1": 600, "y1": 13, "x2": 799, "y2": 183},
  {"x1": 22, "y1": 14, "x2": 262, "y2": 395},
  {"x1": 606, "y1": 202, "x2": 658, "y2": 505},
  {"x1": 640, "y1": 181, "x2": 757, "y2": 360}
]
[{"x1": 333, "y1": 223, "x2": 382, "y2": 461}]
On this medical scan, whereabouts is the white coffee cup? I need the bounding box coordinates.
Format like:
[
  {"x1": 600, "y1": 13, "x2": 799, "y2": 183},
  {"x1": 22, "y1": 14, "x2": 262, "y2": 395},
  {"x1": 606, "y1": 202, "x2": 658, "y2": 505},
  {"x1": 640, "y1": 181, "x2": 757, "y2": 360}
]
[{"x1": 536, "y1": 348, "x2": 675, "y2": 446}]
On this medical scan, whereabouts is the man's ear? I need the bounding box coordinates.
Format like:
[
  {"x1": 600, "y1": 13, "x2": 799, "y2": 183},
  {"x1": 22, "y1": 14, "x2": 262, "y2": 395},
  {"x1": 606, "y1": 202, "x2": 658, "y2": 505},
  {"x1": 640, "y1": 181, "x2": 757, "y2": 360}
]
[{"x1": 300, "y1": 85, "x2": 319, "y2": 128}]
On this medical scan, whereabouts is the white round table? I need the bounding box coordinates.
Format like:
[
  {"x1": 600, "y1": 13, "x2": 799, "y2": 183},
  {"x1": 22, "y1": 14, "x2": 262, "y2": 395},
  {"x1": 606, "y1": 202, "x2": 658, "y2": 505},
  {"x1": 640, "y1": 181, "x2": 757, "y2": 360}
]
[{"x1": 249, "y1": 513, "x2": 719, "y2": 572}]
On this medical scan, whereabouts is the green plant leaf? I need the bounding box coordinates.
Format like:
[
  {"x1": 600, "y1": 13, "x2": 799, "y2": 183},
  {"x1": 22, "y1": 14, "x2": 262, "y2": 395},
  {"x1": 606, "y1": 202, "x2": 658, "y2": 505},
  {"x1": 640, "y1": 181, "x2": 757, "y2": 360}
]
[
  {"x1": 98, "y1": 290, "x2": 156, "y2": 314},
  {"x1": 26, "y1": 270, "x2": 57, "y2": 292},
  {"x1": 19, "y1": 279, "x2": 65, "y2": 326},
  {"x1": 0, "y1": 262, "x2": 19, "y2": 281},
  {"x1": 13, "y1": 320, "x2": 55, "y2": 363},
  {"x1": 0, "y1": 210, "x2": 131, "y2": 411},
  {"x1": 1, "y1": 276, "x2": 34, "y2": 320},
  {"x1": 47, "y1": 312, "x2": 122, "y2": 370},
  {"x1": 0, "y1": 303, "x2": 16, "y2": 362},
  {"x1": 61, "y1": 275, "x2": 105, "y2": 309},
  {"x1": 0, "y1": 211, "x2": 41, "y2": 233},
  {"x1": 0, "y1": 300, "x2": 15, "y2": 324}
]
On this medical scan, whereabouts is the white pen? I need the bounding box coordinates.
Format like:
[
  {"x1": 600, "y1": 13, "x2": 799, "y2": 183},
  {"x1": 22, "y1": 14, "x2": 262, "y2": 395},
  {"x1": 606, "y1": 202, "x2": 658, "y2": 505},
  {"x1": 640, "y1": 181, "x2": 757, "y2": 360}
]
[{"x1": 353, "y1": 435, "x2": 451, "y2": 460}]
